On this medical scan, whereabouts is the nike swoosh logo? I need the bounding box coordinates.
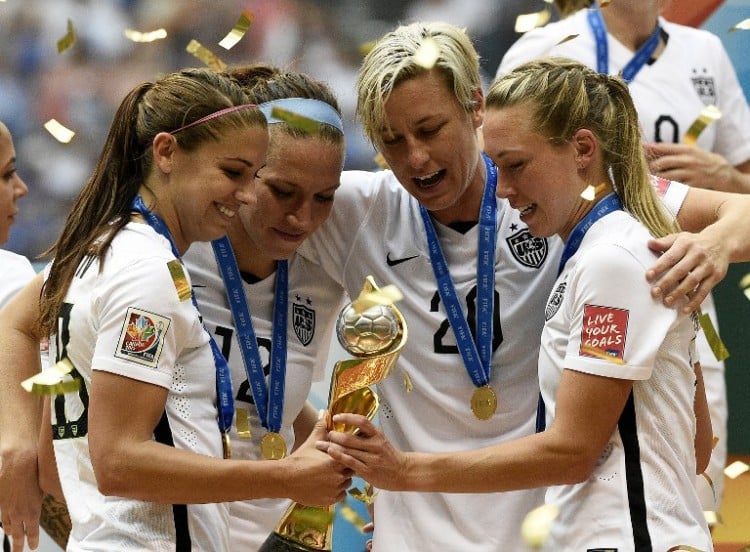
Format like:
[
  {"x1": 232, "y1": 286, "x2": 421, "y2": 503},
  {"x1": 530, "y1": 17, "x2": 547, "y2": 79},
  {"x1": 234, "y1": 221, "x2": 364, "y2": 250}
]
[{"x1": 387, "y1": 253, "x2": 419, "y2": 267}]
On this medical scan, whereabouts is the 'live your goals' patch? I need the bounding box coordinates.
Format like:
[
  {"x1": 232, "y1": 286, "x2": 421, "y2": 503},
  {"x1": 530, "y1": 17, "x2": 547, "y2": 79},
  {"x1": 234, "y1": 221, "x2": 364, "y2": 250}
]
[{"x1": 580, "y1": 304, "x2": 628, "y2": 361}]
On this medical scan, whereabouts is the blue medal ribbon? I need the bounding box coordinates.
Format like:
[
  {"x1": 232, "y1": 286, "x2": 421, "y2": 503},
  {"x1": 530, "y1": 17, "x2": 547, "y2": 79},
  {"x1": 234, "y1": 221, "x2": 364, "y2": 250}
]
[
  {"x1": 419, "y1": 153, "x2": 497, "y2": 389},
  {"x1": 130, "y1": 196, "x2": 235, "y2": 444},
  {"x1": 536, "y1": 192, "x2": 623, "y2": 432},
  {"x1": 211, "y1": 236, "x2": 288, "y2": 434},
  {"x1": 587, "y1": 5, "x2": 662, "y2": 84}
]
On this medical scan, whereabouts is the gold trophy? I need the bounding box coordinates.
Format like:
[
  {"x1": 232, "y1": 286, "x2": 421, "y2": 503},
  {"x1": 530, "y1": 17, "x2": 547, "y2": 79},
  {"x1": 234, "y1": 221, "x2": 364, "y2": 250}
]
[{"x1": 259, "y1": 276, "x2": 408, "y2": 551}]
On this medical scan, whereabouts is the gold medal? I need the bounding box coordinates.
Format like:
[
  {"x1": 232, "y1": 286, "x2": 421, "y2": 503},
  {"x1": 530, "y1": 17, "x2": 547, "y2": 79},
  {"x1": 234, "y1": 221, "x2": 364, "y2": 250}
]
[
  {"x1": 471, "y1": 385, "x2": 497, "y2": 420},
  {"x1": 222, "y1": 431, "x2": 232, "y2": 459},
  {"x1": 260, "y1": 432, "x2": 287, "y2": 460}
]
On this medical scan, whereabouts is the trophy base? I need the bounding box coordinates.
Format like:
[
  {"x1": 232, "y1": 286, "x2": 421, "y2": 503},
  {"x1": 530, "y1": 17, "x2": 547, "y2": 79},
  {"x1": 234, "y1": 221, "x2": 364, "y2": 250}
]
[{"x1": 259, "y1": 532, "x2": 329, "y2": 552}]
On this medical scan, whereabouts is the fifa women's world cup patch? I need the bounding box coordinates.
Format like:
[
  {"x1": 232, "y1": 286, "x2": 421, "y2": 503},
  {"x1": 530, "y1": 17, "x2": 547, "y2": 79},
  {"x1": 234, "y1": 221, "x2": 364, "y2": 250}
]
[
  {"x1": 115, "y1": 307, "x2": 171, "y2": 367},
  {"x1": 580, "y1": 304, "x2": 628, "y2": 361}
]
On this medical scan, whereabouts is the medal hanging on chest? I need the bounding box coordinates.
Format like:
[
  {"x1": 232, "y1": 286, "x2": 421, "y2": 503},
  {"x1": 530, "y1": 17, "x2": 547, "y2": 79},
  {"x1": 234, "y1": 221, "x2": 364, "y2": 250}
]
[
  {"x1": 419, "y1": 154, "x2": 499, "y2": 420},
  {"x1": 212, "y1": 237, "x2": 289, "y2": 460}
]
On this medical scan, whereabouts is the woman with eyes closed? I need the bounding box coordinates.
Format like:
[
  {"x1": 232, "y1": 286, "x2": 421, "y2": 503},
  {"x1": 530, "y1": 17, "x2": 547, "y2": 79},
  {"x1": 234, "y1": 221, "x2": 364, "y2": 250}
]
[{"x1": 181, "y1": 64, "x2": 351, "y2": 550}]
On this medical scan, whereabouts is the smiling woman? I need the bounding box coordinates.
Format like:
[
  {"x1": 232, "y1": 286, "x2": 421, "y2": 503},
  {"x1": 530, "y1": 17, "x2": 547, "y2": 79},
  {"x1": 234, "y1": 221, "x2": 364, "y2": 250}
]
[{"x1": 0, "y1": 67, "x2": 279, "y2": 552}]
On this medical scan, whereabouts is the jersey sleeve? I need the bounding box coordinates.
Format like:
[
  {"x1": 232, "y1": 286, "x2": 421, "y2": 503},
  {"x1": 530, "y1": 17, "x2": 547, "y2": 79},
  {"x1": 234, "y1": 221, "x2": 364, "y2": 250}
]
[
  {"x1": 298, "y1": 170, "x2": 383, "y2": 285},
  {"x1": 650, "y1": 175, "x2": 688, "y2": 220},
  {"x1": 564, "y1": 243, "x2": 680, "y2": 381},
  {"x1": 0, "y1": 251, "x2": 36, "y2": 308},
  {"x1": 91, "y1": 257, "x2": 205, "y2": 388}
]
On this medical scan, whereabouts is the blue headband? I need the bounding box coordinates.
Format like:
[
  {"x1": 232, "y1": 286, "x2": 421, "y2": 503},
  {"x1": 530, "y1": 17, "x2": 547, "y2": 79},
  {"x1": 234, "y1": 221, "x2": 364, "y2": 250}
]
[{"x1": 258, "y1": 97, "x2": 344, "y2": 133}]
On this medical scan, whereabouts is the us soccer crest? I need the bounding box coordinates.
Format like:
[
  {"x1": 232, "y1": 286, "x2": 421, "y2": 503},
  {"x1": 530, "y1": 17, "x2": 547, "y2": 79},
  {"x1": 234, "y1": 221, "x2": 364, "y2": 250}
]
[
  {"x1": 692, "y1": 69, "x2": 716, "y2": 105},
  {"x1": 506, "y1": 228, "x2": 548, "y2": 269},
  {"x1": 292, "y1": 301, "x2": 315, "y2": 346},
  {"x1": 545, "y1": 281, "x2": 566, "y2": 321}
]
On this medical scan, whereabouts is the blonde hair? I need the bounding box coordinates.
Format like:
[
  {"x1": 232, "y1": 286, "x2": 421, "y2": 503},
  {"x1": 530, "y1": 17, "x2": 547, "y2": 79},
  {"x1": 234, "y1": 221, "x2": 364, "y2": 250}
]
[
  {"x1": 356, "y1": 21, "x2": 481, "y2": 148},
  {"x1": 486, "y1": 58, "x2": 677, "y2": 239}
]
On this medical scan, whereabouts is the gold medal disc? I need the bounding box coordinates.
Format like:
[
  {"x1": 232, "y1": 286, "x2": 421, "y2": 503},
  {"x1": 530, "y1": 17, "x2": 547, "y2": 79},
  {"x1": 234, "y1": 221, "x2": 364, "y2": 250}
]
[
  {"x1": 471, "y1": 385, "x2": 497, "y2": 420},
  {"x1": 260, "y1": 432, "x2": 287, "y2": 460}
]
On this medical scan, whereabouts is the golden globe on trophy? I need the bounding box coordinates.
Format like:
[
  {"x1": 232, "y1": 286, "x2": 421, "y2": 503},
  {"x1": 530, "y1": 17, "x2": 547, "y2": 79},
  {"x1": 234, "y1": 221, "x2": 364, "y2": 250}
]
[{"x1": 259, "y1": 276, "x2": 408, "y2": 552}]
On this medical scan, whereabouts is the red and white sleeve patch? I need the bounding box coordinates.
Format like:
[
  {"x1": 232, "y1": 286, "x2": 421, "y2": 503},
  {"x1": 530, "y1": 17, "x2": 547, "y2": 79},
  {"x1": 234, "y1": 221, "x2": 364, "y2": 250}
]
[
  {"x1": 580, "y1": 304, "x2": 628, "y2": 361},
  {"x1": 650, "y1": 174, "x2": 671, "y2": 197}
]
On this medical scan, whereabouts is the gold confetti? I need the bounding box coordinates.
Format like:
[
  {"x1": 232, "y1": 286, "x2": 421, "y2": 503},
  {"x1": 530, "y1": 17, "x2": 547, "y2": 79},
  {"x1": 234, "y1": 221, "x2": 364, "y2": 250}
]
[
  {"x1": 167, "y1": 259, "x2": 192, "y2": 302},
  {"x1": 218, "y1": 10, "x2": 253, "y2": 50},
  {"x1": 186, "y1": 39, "x2": 227, "y2": 72},
  {"x1": 21, "y1": 358, "x2": 80, "y2": 396},
  {"x1": 57, "y1": 18, "x2": 76, "y2": 54},
  {"x1": 599, "y1": 0, "x2": 612, "y2": 6},
  {"x1": 580, "y1": 344, "x2": 625, "y2": 364},
  {"x1": 124, "y1": 28, "x2": 168, "y2": 43},
  {"x1": 739, "y1": 272, "x2": 750, "y2": 301},
  {"x1": 521, "y1": 504, "x2": 559, "y2": 548},
  {"x1": 235, "y1": 407, "x2": 252, "y2": 440},
  {"x1": 270, "y1": 106, "x2": 321, "y2": 134},
  {"x1": 44, "y1": 119, "x2": 75, "y2": 143},
  {"x1": 724, "y1": 459, "x2": 749, "y2": 479},
  {"x1": 581, "y1": 182, "x2": 608, "y2": 200},
  {"x1": 359, "y1": 40, "x2": 377, "y2": 57},
  {"x1": 403, "y1": 370, "x2": 413, "y2": 393},
  {"x1": 515, "y1": 9, "x2": 551, "y2": 33},
  {"x1": 556, "y1": 34, "x2": 579, "y2": 46},
  {"x1": 703, "y1": 510, "x2": 722, "y2": 526},
  {"x1": 373, "y1": 152, "x2": 389, "y2": 170},
  {"x1": 348, "y1": 483, "x2": 377, "y2": 505},
  {"x1": 413, "y1": 37, "x2": 440, "y2": 69},
  {"x1": 729, "y1": 18, "x2": 750, "y2": 32},
  {"x1": 698, "y1": 312, "x2": 729, "y2": 361},
  {"x1": 338, "y1": 504, "x2": 368, "y2": 532},
  {"x1": 351, "y1": 284, "x2": 403, "y2": 314},
  {"x1": 712, "y1": 435, "x2": 719, "y2": 449},
  {"x1": 683, "y1": 105, "x2": 721, "y2": 146}
]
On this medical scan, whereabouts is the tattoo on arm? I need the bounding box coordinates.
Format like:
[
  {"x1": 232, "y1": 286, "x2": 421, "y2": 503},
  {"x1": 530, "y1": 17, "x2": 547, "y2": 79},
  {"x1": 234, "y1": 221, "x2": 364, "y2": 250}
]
[{"x1": 40, "y1": 494, "x2": 71, "y2": 549}]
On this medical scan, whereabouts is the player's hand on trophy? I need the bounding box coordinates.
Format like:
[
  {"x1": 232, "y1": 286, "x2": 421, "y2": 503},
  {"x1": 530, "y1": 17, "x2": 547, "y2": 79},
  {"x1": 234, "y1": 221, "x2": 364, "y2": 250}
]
[
  {"x1": 283, "y1": 413, "x2": 352, "y2": 506},
  {"x1": 318, "y1": 413, "x2": 408, "y2": 491}
]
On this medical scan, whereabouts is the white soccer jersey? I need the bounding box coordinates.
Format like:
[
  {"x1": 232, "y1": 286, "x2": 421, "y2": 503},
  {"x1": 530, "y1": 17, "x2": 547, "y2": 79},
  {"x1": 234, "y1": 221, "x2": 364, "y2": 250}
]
[
  {"x1": 539, "y1": 210, "x2": 711, "y2": 550},
  {"x1": 0, "y1": 249, "x2": 35, "y2": 308},
  {"x1": 48, "y1": 223, "x2": 229, "y2": 551},
  {"x1": 500, "y1": 12, "x2": 741, "y2": 508},
  {"x1": 183, "y1": 241, "x2": 346, "y2": 550},
  {"x1": 299, "y1": 169, "x2": 560, "y2": 550}
]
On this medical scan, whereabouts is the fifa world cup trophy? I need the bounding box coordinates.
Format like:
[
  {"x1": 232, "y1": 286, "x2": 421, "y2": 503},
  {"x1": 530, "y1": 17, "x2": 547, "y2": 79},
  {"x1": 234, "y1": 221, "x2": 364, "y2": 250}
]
[{"x1": 259, "y1": 276, "x2": 408, "y2": 551}]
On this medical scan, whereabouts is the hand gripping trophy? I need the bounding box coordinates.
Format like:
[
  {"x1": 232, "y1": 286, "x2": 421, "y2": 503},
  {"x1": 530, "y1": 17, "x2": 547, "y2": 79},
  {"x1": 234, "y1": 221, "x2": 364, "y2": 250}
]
[{"x1": 259, "y1": 276, "x2": 408, "y2": 551}]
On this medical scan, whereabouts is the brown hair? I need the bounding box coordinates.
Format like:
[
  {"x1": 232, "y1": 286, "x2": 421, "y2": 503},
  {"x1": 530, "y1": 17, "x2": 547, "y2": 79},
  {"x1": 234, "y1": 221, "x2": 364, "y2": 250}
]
[
  {"x1": 226, "y1": 62, "x2": 344, "y2": 144},
  {"x1": 39, "y1": 68, "x2": 266, "y2": 335}
]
